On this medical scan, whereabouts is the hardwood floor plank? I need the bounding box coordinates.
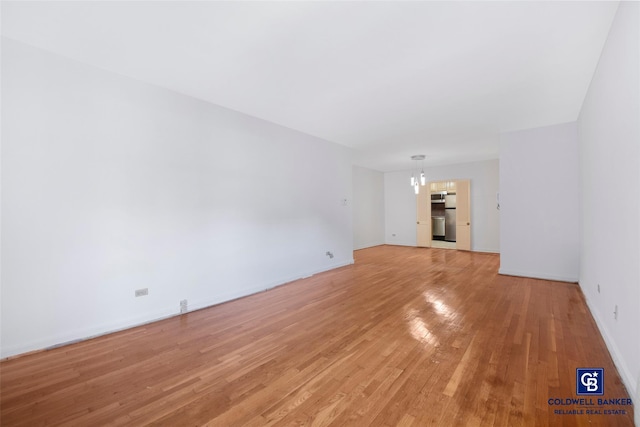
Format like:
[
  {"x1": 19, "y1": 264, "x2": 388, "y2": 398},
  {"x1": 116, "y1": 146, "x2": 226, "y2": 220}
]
[{"x1": 1, "y1": 246, "x2": 634, "y2": 426}]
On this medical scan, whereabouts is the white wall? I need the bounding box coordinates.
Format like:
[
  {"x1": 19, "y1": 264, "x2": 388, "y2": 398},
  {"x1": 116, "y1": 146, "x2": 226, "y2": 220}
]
[
  {"x1": 384, "y1": 170, "x2": 418, "y2": 247},
  {"x1": 578, "y1": 1, "x2": 639, "y2": 412},
  {"x1": 1, "y1": 39, "x2": 354, "y2": 358},
  {"x1": 499, "y1": 122, "x2": 580, "y2": 282},
  {"x1": 352, "y1": 166, "x2": 384, "y2": 250},
  {"x1": 384, "y1": 159, "x2": 500, "y2": 252}
]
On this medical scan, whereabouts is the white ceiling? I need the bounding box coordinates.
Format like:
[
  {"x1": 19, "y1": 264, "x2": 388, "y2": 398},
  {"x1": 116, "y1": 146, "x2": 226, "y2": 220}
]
[{"x1": 2, "y1": 1, "x2": 619, "y2": 171}]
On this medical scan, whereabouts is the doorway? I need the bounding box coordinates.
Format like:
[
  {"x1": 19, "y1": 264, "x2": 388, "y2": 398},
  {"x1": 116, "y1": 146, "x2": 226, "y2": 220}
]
[{"x1": 416, "y1": 179, "x2": 471, "y2": 250}]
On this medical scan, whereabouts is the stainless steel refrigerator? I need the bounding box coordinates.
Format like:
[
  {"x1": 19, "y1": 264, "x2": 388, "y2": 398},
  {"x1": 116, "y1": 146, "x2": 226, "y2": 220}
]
[{"x1": 444, "y1": 194, "x2": 457, "y2": 242}]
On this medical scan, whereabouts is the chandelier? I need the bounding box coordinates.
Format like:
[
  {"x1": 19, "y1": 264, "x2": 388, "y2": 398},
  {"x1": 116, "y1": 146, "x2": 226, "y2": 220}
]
[{"x1": 410, "y1": 155, "x2": 426, "y2": 194}]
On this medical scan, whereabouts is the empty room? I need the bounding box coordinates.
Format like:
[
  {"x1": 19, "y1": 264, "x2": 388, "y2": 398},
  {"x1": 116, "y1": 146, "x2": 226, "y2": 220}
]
[{"x1": 1, "y1": 1, "x2": 638, "y2": 426}]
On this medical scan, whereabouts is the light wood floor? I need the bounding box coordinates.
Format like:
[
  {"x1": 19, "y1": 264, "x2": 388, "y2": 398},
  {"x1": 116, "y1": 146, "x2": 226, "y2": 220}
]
[{"x1": 1, "y1": 246, "x2": 634, "y2": 426}]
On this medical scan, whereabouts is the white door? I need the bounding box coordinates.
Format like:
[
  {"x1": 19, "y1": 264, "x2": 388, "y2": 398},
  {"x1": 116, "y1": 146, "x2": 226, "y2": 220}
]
[
  {"x1": 416, "y1": 185, "x2": 430, "y2": 247},
  {"x1": 455, "y1": 180, "x2": 471, "y2": 251}
]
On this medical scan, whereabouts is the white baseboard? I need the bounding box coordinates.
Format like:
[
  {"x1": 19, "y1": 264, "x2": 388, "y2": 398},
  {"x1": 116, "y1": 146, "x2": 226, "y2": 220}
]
[
  {"x1": 384, "y1": 242, "x2": 416, "y2": 247},
  {"x1": 186, "y1": 259, "x2": 355, "y2": 313},
  {"x1": 497, "y1": 271, "x2": 637, "y2": 416},
  {"x1": 1, "y1": 307, "x2": 178, "y2": 359},
  {"x1": 498, "y1": 268, "x2": 578, "y2": 283},
  {"x1": 581, "y1": 290, "x2": 638, "y2": 412},
  {"x1": 1, "y1": 258, "x2": 355, "y2": 359},
  {"x1": 472, "y1": 247, "x2": 500, "y2": 254}
]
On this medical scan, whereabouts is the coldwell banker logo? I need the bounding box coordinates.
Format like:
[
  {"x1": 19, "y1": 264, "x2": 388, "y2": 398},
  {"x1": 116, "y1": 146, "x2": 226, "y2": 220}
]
[
  {"x1": 577, "y1": 368, "x2": 604, "y2": 395},
  {"x1": 548, "y1": 367, "x2": 633, "y2": 417}
]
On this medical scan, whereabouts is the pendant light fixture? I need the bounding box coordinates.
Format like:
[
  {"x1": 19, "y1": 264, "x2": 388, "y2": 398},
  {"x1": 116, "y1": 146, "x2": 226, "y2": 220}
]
[{"x1": 410, "y1": 155, "x2": 426, "y2": 194}]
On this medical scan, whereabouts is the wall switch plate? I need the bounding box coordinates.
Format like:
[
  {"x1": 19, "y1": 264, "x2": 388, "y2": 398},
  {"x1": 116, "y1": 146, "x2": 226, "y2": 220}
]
[{"x1": 135, "y1": 288, "x2": 148, "y2": 297}]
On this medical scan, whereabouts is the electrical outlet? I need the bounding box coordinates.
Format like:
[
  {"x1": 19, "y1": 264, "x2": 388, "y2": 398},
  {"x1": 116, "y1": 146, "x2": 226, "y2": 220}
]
[
  {"x1": 326, "y1": 251, "x2": 334, "y2": 259},
  {"x1": 135, "y1": 288, "x2": 148, "y2": 297},
  {"x1": 180, "y1": 299, "x2": 188, "y2": 314}
]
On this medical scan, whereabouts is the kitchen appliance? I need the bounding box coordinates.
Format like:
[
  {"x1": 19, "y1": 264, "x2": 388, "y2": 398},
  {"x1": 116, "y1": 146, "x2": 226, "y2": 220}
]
[
  {"x1": 445, "y1": 193, "x2": 457, "y2": 242},
  {"x1": 431, "y1": 193, "x2": 445, "y2": 203},
  {"x1": 430, "y1": 193, "x2": 446, "y2": 240},
  {"x1": 432, "y1": 217, "x2": 445, "y2": 240}
]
